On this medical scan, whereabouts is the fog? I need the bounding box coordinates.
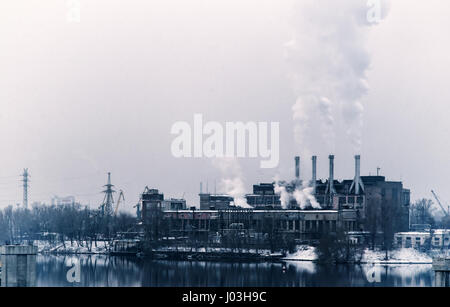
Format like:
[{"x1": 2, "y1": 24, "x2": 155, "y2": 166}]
[{"x1": 1, "y1": 0, "x2": 449, "y2": 212}]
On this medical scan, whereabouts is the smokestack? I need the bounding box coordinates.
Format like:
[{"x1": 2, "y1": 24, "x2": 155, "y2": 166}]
[
  {"x1": 295, "y1": 156, "x2": 300, "y2": 180},
  {"x1": 355, "y1": 155, "x2": 361, "y2": 194},
  {"x1": 311, "y1": 156, "x2": 317, "y2": 194},
  {"x1": 351, "y1": 155, "x2": 365, "y2": 195},
  {"x1": 328, "y1": 155, "x2": 336, "y2": 194},
  {"x1": 200, "y1": 182, "x2": 203, "y2": 194}
]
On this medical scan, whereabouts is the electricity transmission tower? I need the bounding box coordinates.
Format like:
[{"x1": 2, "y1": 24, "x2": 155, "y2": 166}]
[
  {"x1": 100, "y1": 172, "x2": 115, "y2": 217},
  {"x1": 22, "y1": 168, "x2": 29, "y2": 209}
]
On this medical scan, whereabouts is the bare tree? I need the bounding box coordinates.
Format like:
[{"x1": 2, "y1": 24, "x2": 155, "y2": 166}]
[{"x1": 410, "y1": 198, "x2": 435, "y2": 227}]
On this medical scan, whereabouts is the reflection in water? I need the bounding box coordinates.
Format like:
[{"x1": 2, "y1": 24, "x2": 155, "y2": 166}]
[
  {"x1": 35, "y1": 255, "x2": 435, "y2": 287},
  {"x1": 1, "y1": 253, "x2": 36, "y2": 287}
]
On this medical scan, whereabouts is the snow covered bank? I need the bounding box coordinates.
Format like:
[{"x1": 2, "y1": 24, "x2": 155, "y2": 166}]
[
  {"x1": 35, "y1": 240, "x2": 110, "y2": 254},
  {"x1": 34, "y1": 240, "x2": 439, "y2": 263},
  {"x1": 362, "y1": 248, "x2": 432, "y2": 264},
  {"x1": 284, "y1": 246, "x2": 317, "y2": 261},
  {"x1": 284, "y1": 246, "x2": 434, "y2": 264}
]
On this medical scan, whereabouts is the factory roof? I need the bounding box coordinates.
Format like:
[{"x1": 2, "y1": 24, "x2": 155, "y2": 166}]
[
  {"x1": 164, "y1": 209, "x2": 338, "y2": 214},
  {"x1": 396, "y1": 230, "x2": 450, "y2": 235}
]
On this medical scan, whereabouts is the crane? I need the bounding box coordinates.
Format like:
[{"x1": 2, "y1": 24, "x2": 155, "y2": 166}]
[
  {"x1": 431, "y1": 190, "x2": 450, "y2": 217},
  {"x1": 114, "y1": 190, "x2": 125, "y2": 216},
  {"x1": 133, "y1": 186, "x2": 150, "y2": 220},
  {"x1": 133, "y1": 202, "x2": 141, "y2": 220}
]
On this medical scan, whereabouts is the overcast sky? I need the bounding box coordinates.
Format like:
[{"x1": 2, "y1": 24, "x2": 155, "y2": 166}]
[{"x1": 1, "y1": 0, "x2": 449, "y2": 213}]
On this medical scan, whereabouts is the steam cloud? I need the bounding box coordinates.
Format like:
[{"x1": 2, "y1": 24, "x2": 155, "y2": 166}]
[
  {"x1": 212, "y1": 158, "x2": 252, "y2": 209},
  {"x1": 274, "y1": 177, "x2": 290, "y2": 209},
  {"x1": 274, "y1": 177, "x2": 321, "y2": 210},
  {"x1": 209, "y1": 1, "x2": 391, "y2": 209},
  {"x1": 286, "y1": 0, "x2": 390, "y2": 153}
]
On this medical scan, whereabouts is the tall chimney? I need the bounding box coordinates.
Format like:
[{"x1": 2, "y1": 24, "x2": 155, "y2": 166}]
[
  {"x1": 295, "y1": 156, "x2": 300, "y2": 180},
  {"x1": 327, "y1": 155, "x2": 336, "y2": 207},
  {"x1": 350, "y1": 155, "x2": 364, "y2": 195},
  {"x1": 355, "y1": 155, "x2": 361, "y2": 195},
  {"x1": 311, "y1": 156, "x2": 317, "y2": 194},
  {"x1": 328, "y1": 155, "x2": 336, "y2": 194}
]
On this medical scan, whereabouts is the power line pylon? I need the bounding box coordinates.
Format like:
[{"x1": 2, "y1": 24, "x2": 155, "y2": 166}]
[
  {"x1": 22, "y1": 168, "x2": 29, "y2": 209},
  {"x1": 100, "y1": 172, "x2": 115, "y2": 217}
]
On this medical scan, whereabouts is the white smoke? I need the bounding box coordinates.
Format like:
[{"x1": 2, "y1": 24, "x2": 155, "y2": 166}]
[
  {"x1": 292, "y1": 95, "x2": 336, "y2": 151},
  {"x1": 286, "y1": 0, "x2": 391, "y2": 153},
  {"x1": 274, "y1": 176, "x2": 321, "y2": 210},
  {"x1": 274, "y1": 178, "x2": 291, "y2": 209},
  {"x1": 293, "y1": 185, "x2": 321, "y2": 210},
  {"x1": 212, "y1": 158, "x2": 252, "y2": 209}
]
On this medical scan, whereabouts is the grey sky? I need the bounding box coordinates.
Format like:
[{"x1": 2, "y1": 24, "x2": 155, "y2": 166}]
[{"x1": 1, "y1": 0, "x2": 449, "y2": 213}]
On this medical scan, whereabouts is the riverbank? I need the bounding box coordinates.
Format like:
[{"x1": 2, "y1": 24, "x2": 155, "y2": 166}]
[
  {"x1": 36, "y1": 240, "x2": 110, "y2": 254},
  {"x1": 284, "y1": 246, "x2": 437, "y2": 264},
  {"x1": 35, "y1": 240, "x2": 444, "y2": 265},
  {"x1": 148, "y1": 250, "x2": 284, "y2": 262}
]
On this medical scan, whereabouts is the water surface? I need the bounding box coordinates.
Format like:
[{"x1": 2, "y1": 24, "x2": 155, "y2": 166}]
[{"x1": 35, "y1": 255, "x2": 435, "y2": 287}]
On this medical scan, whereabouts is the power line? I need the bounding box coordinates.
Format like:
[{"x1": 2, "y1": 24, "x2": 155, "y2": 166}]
[
  {"x1": 0, "y1": 174, "x2": 23, "y2": 179},
  {"x1": 33, "y1": 171, "x2": 104, "y2": 183}
]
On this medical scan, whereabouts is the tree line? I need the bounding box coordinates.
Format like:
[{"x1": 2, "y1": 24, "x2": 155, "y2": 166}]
[{"x1": 0, "y1": 203, "x2": 136, "y2": 250}]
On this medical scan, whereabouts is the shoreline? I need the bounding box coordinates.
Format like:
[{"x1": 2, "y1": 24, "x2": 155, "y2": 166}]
[
  {"x1": 36, "y1": 251, "x2": 435, "y2": 265},
  {"x1": 34, "y1": 241, "x2": 442, "y2": 264},
  {"x1": 284, "y1": 258, "x2": 433, "y2": 264}
]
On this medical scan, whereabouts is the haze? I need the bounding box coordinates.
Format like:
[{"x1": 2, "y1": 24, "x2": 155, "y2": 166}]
[{"x1": 1, "y1": 0, "x2": 449, "y2": 213}]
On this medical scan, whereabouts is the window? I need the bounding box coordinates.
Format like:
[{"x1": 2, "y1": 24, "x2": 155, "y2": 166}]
[{"x1": 405, "y1": 237, "x2": 412, "y2": 248}]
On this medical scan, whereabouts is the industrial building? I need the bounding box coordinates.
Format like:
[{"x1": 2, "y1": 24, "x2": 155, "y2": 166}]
[
  {"x1": 199, "y1": 194, "x2": 234, "y2": 210},
  {"x1": 245, "y1": 183, "x2": 281, "y2": 209},
  {"x1": 162, "y1": 198, "x2": 187, "y2": 211},
  {"x1": 51, "y1": 195, "x2": 76, "y2": 206},
  {"x1": 395, "y1": 230, "x2": 450, "y2": 249},
  {"x1": 139, "y1": 155, "x2": 411, "y2": 242},
  {"x1": 161, "y1": 209, "x2": 341, "y2": 242}
]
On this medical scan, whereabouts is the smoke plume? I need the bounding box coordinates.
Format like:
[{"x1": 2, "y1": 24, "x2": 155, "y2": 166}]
[
  {"x1": 274, "y1": 177, "x2": 291, "y2": 209},
  {"x1": 293, "y1": 185, "x2": 321, "y2": 209},
  {"x1": 286, "y1": 0, "x2": 390, "y2": 153},
  {"x1": 212, "y1": 158, "x2": 252, "y2": 209},
  {"x1": 274, "y1": 177, "x2": 321, "y2": 210}
]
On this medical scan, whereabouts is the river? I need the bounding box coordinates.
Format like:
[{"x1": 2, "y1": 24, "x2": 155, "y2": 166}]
[{"x1": 33, "y1": 254, "x2": 435, "y2": 287}]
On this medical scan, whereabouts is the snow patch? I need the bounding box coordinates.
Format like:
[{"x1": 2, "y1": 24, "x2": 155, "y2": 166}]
[
  {"x1": 35, "y1": 240, "x2": 109, "y2": 254},
  {"x1": 362, "y1": 248, "x2": 432, "y2": 264},
  {"x1": 284, "y1": 246, "x2": 434, "y2": 264},
  {"x1": 284, "y1": 246, "x2": 318, "y2": 261}
]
